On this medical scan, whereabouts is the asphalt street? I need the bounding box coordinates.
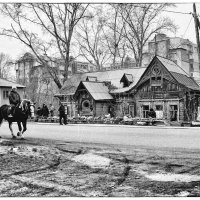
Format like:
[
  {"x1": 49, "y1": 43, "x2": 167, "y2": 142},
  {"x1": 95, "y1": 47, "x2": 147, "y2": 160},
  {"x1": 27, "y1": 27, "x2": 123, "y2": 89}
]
[{"x1": 1, "y1": 122, "x2": 200, "y2": 149}]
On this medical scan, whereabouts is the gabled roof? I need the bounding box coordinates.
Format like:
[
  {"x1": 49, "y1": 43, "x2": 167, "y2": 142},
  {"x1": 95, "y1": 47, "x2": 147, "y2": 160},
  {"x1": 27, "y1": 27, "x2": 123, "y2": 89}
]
[
  {"x1": 170, "y1": 72, "x2": 200, "y2": 90},
  {"x1": 0, "y1": 78, "x2": 25, "y2": 88},
  {"x1": 157, "y1": 56, "x2": 188, "y2": 76},
  {"x1": 75, "y1": 81, "x2": 113, "y2": 101},
  {"x1": 156, "y1": 56, "x2": 200, "y2": 90}
]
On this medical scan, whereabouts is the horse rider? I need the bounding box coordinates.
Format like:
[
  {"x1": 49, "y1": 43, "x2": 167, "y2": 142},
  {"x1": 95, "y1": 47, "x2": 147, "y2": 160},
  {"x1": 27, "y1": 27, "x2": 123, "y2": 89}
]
[{"x1": 8, "y1": 85, "x2": 21, "y2": 117}]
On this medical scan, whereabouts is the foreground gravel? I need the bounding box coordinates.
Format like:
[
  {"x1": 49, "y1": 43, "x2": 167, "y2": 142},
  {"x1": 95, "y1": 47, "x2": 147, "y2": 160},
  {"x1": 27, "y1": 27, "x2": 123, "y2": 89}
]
[{"x1": 1, "y1": 136, "x2": 200, "y2": 197}]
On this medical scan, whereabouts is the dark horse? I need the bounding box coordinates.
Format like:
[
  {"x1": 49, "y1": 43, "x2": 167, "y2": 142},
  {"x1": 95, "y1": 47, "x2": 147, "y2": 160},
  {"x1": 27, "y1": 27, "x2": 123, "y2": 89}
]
[{"x1": 0, "y1": 99, "x2": 34, "y2": 139}]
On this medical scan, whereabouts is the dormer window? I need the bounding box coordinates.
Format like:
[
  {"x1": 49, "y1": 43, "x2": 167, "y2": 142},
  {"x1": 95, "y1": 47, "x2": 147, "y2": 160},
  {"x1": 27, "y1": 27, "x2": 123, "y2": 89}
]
[{"x1": 120, "y1": 73, "x2": 133, "y2": 87}]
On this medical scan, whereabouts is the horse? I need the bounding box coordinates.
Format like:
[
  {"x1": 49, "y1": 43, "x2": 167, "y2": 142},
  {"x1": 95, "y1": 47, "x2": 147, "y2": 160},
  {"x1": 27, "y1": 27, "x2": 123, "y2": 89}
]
[{"x1": 0, "y1": 99, "x2": 35, "y2": 139}]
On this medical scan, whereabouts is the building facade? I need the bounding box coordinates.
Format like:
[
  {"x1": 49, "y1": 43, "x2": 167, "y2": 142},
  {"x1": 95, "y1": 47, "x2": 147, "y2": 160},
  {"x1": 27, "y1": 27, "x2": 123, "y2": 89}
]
[{"x1": 132, "y1": 56, "x2": 200, "y2": 122}]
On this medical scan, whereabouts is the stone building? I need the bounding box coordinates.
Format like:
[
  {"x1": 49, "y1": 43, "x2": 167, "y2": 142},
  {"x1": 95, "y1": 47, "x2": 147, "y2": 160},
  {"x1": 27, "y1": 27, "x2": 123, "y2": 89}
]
[{"x1": 15, "y1": 53, "x2": 96, "y2": 106}]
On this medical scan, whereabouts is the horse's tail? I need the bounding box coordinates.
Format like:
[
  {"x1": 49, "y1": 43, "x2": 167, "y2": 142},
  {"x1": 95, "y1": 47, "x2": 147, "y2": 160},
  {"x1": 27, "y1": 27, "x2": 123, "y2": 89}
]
[{"x1": 0, "y1": 106, "x2": 3, "y2": 126}]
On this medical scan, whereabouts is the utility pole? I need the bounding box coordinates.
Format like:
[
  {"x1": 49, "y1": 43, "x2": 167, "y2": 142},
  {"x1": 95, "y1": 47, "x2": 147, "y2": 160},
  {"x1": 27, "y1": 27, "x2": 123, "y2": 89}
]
[
  {"x1": 193, "y1": 3, "x2": 200, "y2": 71},
  {"x1": 155, "y1": 34, "x2": 157, "y2": 56}
]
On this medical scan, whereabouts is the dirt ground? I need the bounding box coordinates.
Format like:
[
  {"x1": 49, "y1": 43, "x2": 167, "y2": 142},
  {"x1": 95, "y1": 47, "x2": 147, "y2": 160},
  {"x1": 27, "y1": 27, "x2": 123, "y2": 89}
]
[{"x1": 1, "y1": 137, "x2": 200, "y2": 197}]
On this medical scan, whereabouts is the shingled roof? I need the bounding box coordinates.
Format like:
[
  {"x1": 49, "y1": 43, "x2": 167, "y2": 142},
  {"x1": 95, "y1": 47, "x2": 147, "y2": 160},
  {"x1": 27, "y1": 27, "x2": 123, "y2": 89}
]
[
  {"x1": 74, "y1": 81, "x2": 113, "y2": 101},
  {"x1": 156, "y1": 56, "x2": 200, "y2": 91},
  {"x1": 61, "y1": 67, "x2": 146, "y2": 94}
]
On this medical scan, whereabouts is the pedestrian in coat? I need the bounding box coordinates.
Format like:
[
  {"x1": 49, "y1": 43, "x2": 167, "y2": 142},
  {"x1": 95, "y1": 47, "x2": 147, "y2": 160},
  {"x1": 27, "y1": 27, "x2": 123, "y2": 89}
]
[
  {"x1": 36, "y1": 107, "x2": 42, "y2": 117},
  {"x1": 42, "y1": 104, "x2": 49, "y2": 118},
  {"x1": 58, "y1": 102, "x2": 67, "y2": 125},
  {"x1": 148, "y1": 108, "x2": 156, "y2": 118}
]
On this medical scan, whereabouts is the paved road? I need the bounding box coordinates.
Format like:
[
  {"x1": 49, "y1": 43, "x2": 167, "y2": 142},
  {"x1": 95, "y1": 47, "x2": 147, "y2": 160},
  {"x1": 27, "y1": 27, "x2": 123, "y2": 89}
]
[{"x1": 1, "y1": 122, "x2": 200, "y2": 149}]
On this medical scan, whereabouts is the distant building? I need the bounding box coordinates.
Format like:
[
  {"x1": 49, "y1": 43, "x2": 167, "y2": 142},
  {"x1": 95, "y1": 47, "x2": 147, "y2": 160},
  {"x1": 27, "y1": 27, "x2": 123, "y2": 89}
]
[
  {"x1": 143, "y1": 34, "x2": 200, "y2": 84},
  {"x1": 15, "y1": 53, "x2": 96, "y2": 84},
  {"x1": 103, "y1": 56, "x2": 137, "y2": 71},
  {"x1": 15, "y1": 53, "x2": 97, "y2": 105}
]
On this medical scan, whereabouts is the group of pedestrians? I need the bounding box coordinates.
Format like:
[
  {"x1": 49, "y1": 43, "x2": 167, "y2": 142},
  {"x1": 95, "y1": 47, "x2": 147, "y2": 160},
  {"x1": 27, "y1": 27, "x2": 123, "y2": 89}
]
[
  {"x1": 36, "y1": 102, "x2": 67, "y2": 125},
  {"x1": 36, "y1": 103, "x2": 54, "y2": 118}
]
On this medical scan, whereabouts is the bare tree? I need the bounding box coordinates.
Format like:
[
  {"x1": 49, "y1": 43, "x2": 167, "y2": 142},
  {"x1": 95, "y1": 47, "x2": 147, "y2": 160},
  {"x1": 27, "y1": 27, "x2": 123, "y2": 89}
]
[
  {"x1": 0, "y1": 3, "x2": 89, "y2": 89},
  {"x1": 102, "y1": 4, "x2": 127, "y2": 69},
  {"x1": 0, "y1": 53, "x2": 14, "y2": 80},
  {"x1": 76, "y1": 5, "x2": 110, "y2": 71},
  {"x1": 119, "y1": 4, "x2": 177, "y2": 67}
]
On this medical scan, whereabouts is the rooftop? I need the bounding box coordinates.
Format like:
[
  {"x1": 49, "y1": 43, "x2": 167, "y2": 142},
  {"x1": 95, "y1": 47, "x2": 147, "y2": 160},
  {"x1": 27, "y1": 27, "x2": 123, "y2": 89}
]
[{"x1": 0, "y1": 78, "x2": 25, "y2": 88}]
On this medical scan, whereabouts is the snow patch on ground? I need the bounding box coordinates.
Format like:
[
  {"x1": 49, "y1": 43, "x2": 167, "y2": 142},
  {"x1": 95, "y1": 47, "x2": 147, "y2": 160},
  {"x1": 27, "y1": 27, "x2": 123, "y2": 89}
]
[
  {"x1": 146, "y1": 173, "x2": 200, "y2": 182},
  {"x1": 11, "y1": 146, "x2": 48, "y2": 158},
  {"x1": 0, "y1": 146, "x2": 10, "y2": 154},
  {"x1": 72, "y1": 153, "x2": 111, "y2": 168},
  {"x1": 137, "y1": 170, "x2": 200, "y2": 182}
]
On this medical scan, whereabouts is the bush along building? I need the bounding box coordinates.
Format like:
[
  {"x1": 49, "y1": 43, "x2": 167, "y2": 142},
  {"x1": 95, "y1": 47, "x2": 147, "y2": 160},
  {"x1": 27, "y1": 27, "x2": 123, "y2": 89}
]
[{"x1": 57, "y1": 55, "x2": 200, "y2": 123}]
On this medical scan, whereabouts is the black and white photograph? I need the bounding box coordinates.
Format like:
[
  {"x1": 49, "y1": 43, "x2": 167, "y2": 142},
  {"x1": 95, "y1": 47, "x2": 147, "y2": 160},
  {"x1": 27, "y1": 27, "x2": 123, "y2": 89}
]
[{"x1": 1, "y1": 0, "x2": 200, "y2": 197}]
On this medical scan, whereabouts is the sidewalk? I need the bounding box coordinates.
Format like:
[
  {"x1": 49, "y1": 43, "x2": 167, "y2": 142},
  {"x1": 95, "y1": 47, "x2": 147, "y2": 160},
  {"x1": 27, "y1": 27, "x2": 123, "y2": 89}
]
[{"x1": 31, "y1": 121, "x2": 200, "y2": 130}]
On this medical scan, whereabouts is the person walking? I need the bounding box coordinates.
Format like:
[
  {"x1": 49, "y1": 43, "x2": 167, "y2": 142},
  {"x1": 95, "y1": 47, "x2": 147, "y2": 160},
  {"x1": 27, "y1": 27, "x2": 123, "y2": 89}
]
[
  {"x1": 58, "y1": 102, "x2": 67, "y2": 125},
  {"x1": 8, "y1": 85, "x2": 21, "y2": 117},
  {"x1": 42, "y1": 103, "x2": 49, "y2": 118}
]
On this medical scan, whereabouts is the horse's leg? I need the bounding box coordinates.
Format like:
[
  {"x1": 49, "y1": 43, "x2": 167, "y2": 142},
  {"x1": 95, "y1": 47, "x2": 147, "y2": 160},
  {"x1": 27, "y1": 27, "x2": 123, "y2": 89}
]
[
  {"x1": 17, "y1": 121, "x2": 22, "y2": 137},
  {"x1": 22, "y1": 120, "x2": 27, "y2": 137},
  {"x1": 22, "y1": 121, "x2": 27, "y2": 134},
  {"x1": 8, "y1": 121, "x2": 16, "y2": 139},
  {"x1": 0, "y1": 115, "x2": 3, "y2": 127},
  {"x1": 18, "y1": 121, "x2": 27, "y2": 139}
]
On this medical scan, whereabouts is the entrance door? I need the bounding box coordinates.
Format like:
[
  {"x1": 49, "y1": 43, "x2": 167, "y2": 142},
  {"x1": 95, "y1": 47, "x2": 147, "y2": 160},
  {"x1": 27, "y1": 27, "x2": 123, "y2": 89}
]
[
  {"x1": 129, "y1": 105, "x2": 135, "y2": 117},
  {"x1": 170, "y1": 105, "x2": 178, "y2": 121}
]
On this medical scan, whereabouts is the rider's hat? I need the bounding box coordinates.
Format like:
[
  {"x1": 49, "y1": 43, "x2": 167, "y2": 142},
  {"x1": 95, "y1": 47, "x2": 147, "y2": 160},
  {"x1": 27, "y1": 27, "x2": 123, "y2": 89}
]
[{"x1": 12, "y1": 85, "x2": 17, "y2": 89}]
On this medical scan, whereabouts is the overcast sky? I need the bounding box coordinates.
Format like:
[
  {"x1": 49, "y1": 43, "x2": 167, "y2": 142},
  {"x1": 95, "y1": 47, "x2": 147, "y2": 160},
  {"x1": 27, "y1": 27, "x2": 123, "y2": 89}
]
[{"x1": 0, "y1": 2, "x2": 200, "y2": 61}]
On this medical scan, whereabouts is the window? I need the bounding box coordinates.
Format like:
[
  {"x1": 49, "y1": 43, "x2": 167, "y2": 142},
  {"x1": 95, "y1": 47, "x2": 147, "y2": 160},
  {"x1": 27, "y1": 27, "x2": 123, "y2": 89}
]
[
  {"x1": 156, "y1": 105, "x2": 163, "y2": 110},
  {"x1": 151, "y1": 86, "x2": 161, "y2": 91},
  {"x1": 3, "y1": 90, "x2": 9, "y2": 99},
  {"x1": 157, "y1": 77, "x2": 161, "y2": 80},
  {"x1": 142, "y1": 105, "x2": 149, "y2": 118}
]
